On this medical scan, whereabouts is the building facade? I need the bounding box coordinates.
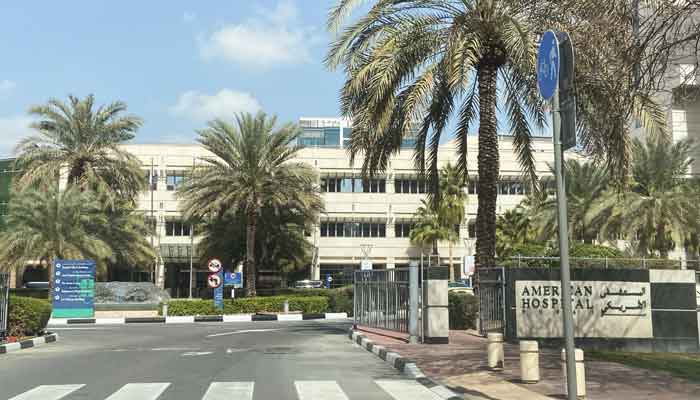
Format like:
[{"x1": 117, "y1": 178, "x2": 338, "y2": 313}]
[{"x1": 121, "y1": 119, "x2": 558, "y2": 295}]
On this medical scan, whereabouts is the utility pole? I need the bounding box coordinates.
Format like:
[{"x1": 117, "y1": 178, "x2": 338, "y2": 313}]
[{"x1": 150, "y1": 158, "x2": 155, "y2": 284}]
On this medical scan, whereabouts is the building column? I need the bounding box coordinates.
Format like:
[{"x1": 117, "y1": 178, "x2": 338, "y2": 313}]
[
  {"x1": 312, "y1": 259, "x2": 321, "y2": 281},
  {"x1": 156, "y1": 257, "x2": 166, "y2": 290}
]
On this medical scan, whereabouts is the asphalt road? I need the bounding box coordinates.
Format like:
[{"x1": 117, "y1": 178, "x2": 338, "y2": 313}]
[{"x1": 0, "y1": 320, "x2": 441, "y2": 400}]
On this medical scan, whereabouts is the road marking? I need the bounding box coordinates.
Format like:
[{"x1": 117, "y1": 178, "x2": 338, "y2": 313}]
[
  {"x1": 104, "y1": 383, "x2": 170, "y2": 400},
  {"x1": 202, "y1": 382, "x2": 254, "y2": 400},
  {"x1": 206, "y1": 328, "x2": 280, "y2": 338},
  {"x1": 181, "y1": 351, "x2": 213, "y2": 357},
  {"x1": 9, "y1": 384, "x2": 85, "y2": 400},
  {"x1": 50, "y1": 327, "x2": 111, "y2": 330},
  {"x1": 375, "y1": 380, "x2": 443, "y2": 400},
  {"x1": 295, "y1": 381, "x2": 349, "y2": 400},
  {"x1": 151, "y1": 347, "x2": 200, "y2": 351}
]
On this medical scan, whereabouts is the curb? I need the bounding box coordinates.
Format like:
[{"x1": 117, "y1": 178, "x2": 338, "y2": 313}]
[
  {"x1": 48, "y1": 312, "x2": 348, "y2": 326},
  {"x1": 0, "y1": 333, "x2": 59, "y2": 355},
  {"x1": 349, "y1": 328, "x2": 462, "y2": 400}
]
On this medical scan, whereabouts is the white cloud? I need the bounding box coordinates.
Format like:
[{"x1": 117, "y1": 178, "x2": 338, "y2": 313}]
[
  {"x1": 170, "y1": 89, "x2": 262, "y2": 121},
  {"x1": 0, "y1": 80, "x2": 16, "y2": 95},
  {"x1": 0, "y1": 115, "x2": 33, "y2": 157},
  {"x1": 183, "y1": 12, "x2": 196, "y2": 23},
  {"x1": 199, "y1": 0, "x2": 316, "y2": 68}
]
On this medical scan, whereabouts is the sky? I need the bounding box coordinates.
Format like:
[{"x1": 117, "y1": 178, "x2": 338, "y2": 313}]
[{"x1": 0, "y1": 0, "x2": 352, "y2": 157}]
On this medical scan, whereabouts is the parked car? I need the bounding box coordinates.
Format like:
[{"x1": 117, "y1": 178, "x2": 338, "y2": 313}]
[
  {"x1": 448, "y1": 280, "x2": 473, "y2": 295},
  {"x1": 294, "y1": 280, "x2": 324, "y2": 289},
  {"x1": 24, "y1": 281, "x2": 49, "y2": 289}
]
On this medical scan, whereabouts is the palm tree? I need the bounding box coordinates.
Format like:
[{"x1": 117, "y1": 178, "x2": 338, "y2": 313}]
[
  {"x1": 529, "y1": 159, "x2": 609, "y2": 243},
  {"x1": 14, "y1": 94, "x2": 145, "y2": 203},
  {"x1": 327, "y1": 0, "x2": 545, "y2": 270},
  {"x1": 0, "y1": 184, "x2": 113, "y2": 295},
  {"x1": 439, "y1": 164, "x2": 466, "y2": 280},
  {"x1": 590, "y1": 136, "x2": 700, "y2": 258},
  {"x1": 177, "y1": 112, "x2": 323, "y2": 296},
  {"x1": 410, "y1": 200, "x2": 449, "y2": 263},
  {"x1": 496, "y1": 207, "x2": 533, "y2": 256}
]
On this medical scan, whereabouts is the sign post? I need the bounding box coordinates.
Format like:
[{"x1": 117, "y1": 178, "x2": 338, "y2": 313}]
[
  {"x1": 52, "y1": 260, "x2": 96, "y2": 318},
  {"x1": 538, "y1": 30, "x2": 578, "y2": 400},
  {"x1": 207, "y1": 259, "x2": 224, "y2": 310}
]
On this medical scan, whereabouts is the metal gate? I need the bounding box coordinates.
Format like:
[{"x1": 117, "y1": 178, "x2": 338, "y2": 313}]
[
  {"x1": 477, "y1": 267, "x2": 506, "y2": 336},
  {"x1": 0, "y1": 272, "x2": 9, "y2": 340},
  {"x1": 354, "y1": 268, "x2": 411, "y2": 333}
]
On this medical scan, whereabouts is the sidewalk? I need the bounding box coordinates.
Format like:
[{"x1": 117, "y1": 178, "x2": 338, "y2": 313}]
[{"x1": 357, "y1": 328, "x2": 700, "y2": 400}]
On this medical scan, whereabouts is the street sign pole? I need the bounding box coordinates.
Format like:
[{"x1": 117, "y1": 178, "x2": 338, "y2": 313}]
[
  {"x1": 553, "y1": 87, "x2": 578, "y2": 400},
  {"x1": 538, "y1": 30, "x2": 577, "y2": 400}
]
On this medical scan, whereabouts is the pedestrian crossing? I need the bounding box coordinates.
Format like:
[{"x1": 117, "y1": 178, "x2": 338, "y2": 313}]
[{"x1": 6, "y1": 380, "x2": 444, "y2": 400}]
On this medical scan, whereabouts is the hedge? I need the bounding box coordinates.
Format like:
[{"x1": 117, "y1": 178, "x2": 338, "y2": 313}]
[
  {"x1": 162, "y1": 295, "x2": 329, "y2": 316},
  {"x1": 7, "y1": 295, "x2": 52, "y2": 337},
  {"x1": 448, "y1": 292, "x2": 478, "y2": 330}
]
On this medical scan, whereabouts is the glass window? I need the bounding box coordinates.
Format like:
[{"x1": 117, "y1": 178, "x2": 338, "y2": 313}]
[
  {"x1": 329, "y1": 222, "x2": 337, "y2": 237},
  {"x1": 379, "y1": 224, "x2": 386, "y2": 237},
  {"x1": 379, "y1": 180, "x2": 386, "y2": 193},
  {"x1": 403, "y1": 180, "x2": 410, "y2": 193},
  {"x1": 394, "y1": 179, "x2": 402, "y2": 193},
  {"x1": 468, "y1": 222, "x2": 476, "y2": 238},
  {"x1": 340, "y1": 178, "x2": 353, "y2": 192},
  {"x1": 182, "y1": 224, "x2": 191, "y2": 237},
  {"x1": 166, "y1": 171, "x2": 185, "y2": 191},
  {"x1": 343, "y1": 223, "x2": 353, "y2": 237},
  {"x1": 323, "y1": 127, "x2": 340, "y2": 147},
  {"x1": 370, "y1": 180, "x2": 378, "y2": 193},
  {"x1": 321, "y1": 178, "x2": 328, "y2": 192},
  {"x1": 320, "y1": 222, "x2": 328, "y2": 237},
  {"x1": 410, "y1": 180, "x2": 418, "y2": 193},
  {"x1": 362, "y1": 223, "x2": 371, "y2": 237}
]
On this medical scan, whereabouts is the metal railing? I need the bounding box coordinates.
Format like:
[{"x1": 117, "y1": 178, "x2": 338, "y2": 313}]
[
  {"x1": 477, "y1": 267, "x2": 506, "y2": 336},
  {"x1": 500, "y1": 256, "x2": 700, "y2": 270},
  {"x1": 353, "y1": 268, "x2": 411, "y2": 333},
  {"x1": 0, "y1": 273, "x2": 9, "y2": 340}
]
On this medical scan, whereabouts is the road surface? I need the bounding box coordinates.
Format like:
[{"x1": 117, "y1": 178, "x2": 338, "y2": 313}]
[{"x1": 0, "y1": 320, "x2": 442, "y2": 400}]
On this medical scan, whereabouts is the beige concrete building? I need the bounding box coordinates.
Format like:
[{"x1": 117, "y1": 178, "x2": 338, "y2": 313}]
[{"x1": 121, "y1": 120, "x2": 557, "y2": 295}]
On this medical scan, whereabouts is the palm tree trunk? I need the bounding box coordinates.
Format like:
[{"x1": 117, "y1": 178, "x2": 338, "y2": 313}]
[
  {"x1": 657, "y1": 221, "x2": 668, "y2": 258},
  {"x1": 475, "y1": 62, "x2": 499, "y2": 270},
  {"x1": 245, "y1": 209, "x2": 257, "y2": 297}
]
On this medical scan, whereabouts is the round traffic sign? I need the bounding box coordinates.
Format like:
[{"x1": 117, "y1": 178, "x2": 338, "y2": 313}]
[
  {"x1": 207, "y1": 273, "x2": 222, "y2": 288},
  {"x1": 537, "y1": 30, "x2": 559, "y2": 101},
  {"x1": 207, "y1": 258, "x2": 223, "y2": 273}
]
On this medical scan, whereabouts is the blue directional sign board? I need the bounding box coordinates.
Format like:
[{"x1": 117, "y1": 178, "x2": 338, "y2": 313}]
[
  {"x1": 224, "y1": 272, "x2": 243, "y2": 288},
  {"x1": 52, "y1": 259, "x2": 95, "y2": 318},
  {"x1": 537, "y1": 30, "x2": 560, "y2": 101},
  {"x1": 214, "y1": 270, "x2": 224, "y2": 310}
]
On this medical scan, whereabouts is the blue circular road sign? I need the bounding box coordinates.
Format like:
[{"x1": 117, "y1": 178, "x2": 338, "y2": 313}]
[{"x1": 537, "y1": 30, "x2": 559, "y2": 101}]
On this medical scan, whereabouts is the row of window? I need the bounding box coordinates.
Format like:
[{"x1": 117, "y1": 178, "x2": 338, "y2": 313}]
[
  {"x1": 467, "y1": 181, "x2": 530, "y2": 195},
  {"x1": 320, "y1": 222, "x2": 387, "y2": 237},
  {"x1": 165, "y1": 221, "x2": 191, "y2": 237},
  {"x1": 142, "y1": 170, "x2": 188, "y2": 191},
  {"x1": 321, "y1": 178, "x2": 386, "y2": 193}
]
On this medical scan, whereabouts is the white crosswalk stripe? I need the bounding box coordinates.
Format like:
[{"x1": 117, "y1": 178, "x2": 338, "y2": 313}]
[
  {"x1": 375, "y1": 380, "x2": 444, "y2": 400},
  {"x1": 6, "y1": 379, "x2": 435, "y2": 399},
  {"x1": 8, "y1": 384, "x2": 85, "y2": 400},
  {"x1": 202, "y1": 382, "x2": 254, "y2": 400},
  {"x1": 104, "y1": 383, "x2": 171, "y2": 400},
  {"x1": 294, "y1": 381, "x2": 350, "y2": 400}
]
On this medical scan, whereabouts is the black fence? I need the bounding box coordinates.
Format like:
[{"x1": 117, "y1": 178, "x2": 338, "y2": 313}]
[{"x1": 0, "y1": 273, "x2": 9, "y2": 340}]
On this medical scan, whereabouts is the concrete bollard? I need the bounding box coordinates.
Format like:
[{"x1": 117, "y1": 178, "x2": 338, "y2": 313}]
[
  {"x1": 163, "y1": 303, "x2": 168, "y2": 318},
  {"x1": 519, "y1": 340, "x2": 540, "y2": 383},
  {"x1": 561, "y1": 348, "x2": 586, "y2": 399},
  {"x1": 283, "y1": 299, "x2": 289, "y2": 314},
  {"x1": 487, "y1": 333, "x2": 504, "y2": 370}
]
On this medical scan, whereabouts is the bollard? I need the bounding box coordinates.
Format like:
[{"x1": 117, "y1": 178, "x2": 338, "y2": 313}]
[
  {"x1": 561, "y1": 348, "x2": 586, "y2": 399},
  {"x1": 519, "y1": 341, "x2": 540, "y2": 383},
  {"x1": 487, "y1": 333, "x2": 504, "y2": 370},
  {"x1": 163, "y1": 303, "x2": 168, "y2": 318},
  {"x1": 283, "y1": 299, "x2": 289, "y2": 314}
]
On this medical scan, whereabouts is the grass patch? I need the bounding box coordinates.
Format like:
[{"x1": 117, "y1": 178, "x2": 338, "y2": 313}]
[{"x1": 587, "y1": 350, "x2": 700, "y2": 382}]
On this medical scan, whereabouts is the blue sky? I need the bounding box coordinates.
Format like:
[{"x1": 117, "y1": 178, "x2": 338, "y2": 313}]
[{"x1": 0, "y1": 0, "x2": 351, "y2": 156}]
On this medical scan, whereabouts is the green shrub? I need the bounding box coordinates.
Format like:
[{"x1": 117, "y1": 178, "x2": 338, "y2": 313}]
[
  {"x1": 7, "y1": 295, "x2": 52, "y2": 337},
  {"x1": 448, "y1": 292, "x2": 478, "y2": 330},
  {"x1": 161, "y1": 295, "x2": 329, "y2": 316},
  {"x1": 327, "y1": 286, "x2": 353, "y2": 316}
]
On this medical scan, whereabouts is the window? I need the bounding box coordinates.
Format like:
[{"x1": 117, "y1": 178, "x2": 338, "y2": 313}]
[
  {"x1": 468, "y1": 221, "x2": 476, "y2": 238},
  {"x1": 165, "y1": 221, "x2": 191, "y2": 237},
  {"x1": 166, "y1": 171, "x2": 186, "y2": 191},
  {"x1": 395, "y1": 223, "x2": 414, "y2": 238},
  {"x1": 468, "y1": 181, "x2": 478, "y2": 194},
  {"x1": 144, "y1": 170, "x2": 158, "y2": 190},
  {"x1": 321, "y1": 177, "x2": 386, "y2": 193},
  {"x1": 320, "y1": 222, "x2": 386, "y2": 237},
  {"x1": 395, "y1": 179, "x2": 427, "y2": 194}
]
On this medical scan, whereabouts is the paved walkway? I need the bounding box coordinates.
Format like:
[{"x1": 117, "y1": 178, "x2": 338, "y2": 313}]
[{"x1": 357, "y1": 328, "x2": 700, "y2": 400}]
